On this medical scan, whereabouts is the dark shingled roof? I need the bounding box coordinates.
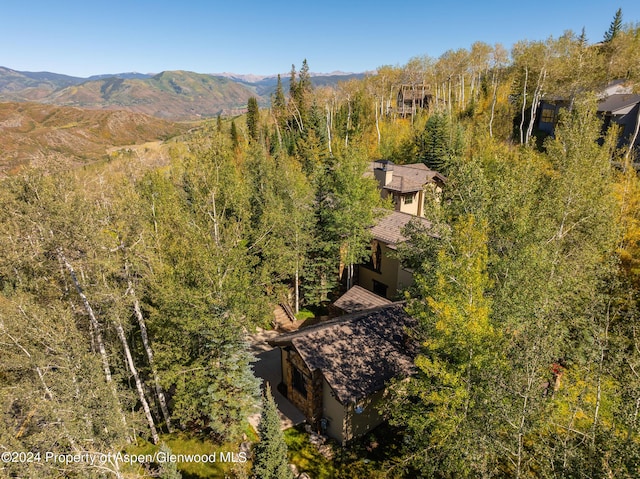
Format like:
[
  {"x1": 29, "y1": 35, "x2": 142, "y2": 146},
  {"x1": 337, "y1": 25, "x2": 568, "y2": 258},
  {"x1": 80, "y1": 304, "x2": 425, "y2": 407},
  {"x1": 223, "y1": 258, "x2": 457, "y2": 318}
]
[
  {"x1": 333, "y1": 285, "x2": 392, "y2": 314},
  {"x1": 371, "y1": 211, "x2": 432, "y2": 249},
  {"x1": 270, "y1": 303, "x2": 416, "y2": 404},
  {"x1": 598, "y1": 94, "x2": 640, "y2": 114}
]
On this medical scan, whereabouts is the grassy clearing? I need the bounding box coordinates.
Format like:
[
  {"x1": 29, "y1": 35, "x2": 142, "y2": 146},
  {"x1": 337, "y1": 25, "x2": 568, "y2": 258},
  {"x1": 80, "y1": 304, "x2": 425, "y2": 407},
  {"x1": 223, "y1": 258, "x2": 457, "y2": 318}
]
[
  {"x1": 125, "y1": 431, "x2": 252, "y2": 478},
  {"x1": 295, "y1": 308, "x2": 315, "y2": 321},
  {"x1": 285, "y1": 423, "x2": 407, "y2": 479}
]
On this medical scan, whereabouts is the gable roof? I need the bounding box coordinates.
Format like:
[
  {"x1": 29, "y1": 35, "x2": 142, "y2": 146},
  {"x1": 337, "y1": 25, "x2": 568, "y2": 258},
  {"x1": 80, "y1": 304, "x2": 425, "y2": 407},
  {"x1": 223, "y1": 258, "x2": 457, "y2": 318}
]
[
  {"x1": 333, "y1": 285, "x2": 392, "y2": 314},
  {"x1": 371, "y1": 211, "x2": 433, "y2": 249},
  {"x1": 388, "y1": 163, "x2": 446, "y2": 192},
  {"x1": 368, "y1": 161, "x2": 447, "y2": 194},
  {"x1": 270, "y1": 303, "x2": 416, "y2": 404},
  {"x1": 598, "y1": 94, "x2": 640, "y2": 114}
]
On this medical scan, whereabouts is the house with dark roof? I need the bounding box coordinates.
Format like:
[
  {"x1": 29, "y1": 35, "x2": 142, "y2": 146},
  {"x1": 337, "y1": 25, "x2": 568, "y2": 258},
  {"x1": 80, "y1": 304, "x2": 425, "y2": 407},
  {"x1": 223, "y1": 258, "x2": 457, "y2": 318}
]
[
  {"x1": 369, "y1": 160, "x2": 446, "y2": 217},
  {"x1": 536, "y1": 80, "x2": 640, "y2": 149},
  {"x1": 358, "y1": 211, "x2": 432, "y2": 299},
  {"x1": 598, "y1": 93, "x2": 640, "y2": 149},
  {"x1": 331, "y1": 285, "x2": 392, "y2": 315},
  {"x1": 269, "y1": 303, "x2": 416, "y2": 444}
]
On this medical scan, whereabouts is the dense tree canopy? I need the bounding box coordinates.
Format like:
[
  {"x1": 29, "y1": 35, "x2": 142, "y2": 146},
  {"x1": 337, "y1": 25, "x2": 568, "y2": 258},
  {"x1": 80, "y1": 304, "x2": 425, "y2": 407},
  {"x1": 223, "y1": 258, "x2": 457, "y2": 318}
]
[{"x1": 2, "y1": 16, "x2": 640, "y2": 477}]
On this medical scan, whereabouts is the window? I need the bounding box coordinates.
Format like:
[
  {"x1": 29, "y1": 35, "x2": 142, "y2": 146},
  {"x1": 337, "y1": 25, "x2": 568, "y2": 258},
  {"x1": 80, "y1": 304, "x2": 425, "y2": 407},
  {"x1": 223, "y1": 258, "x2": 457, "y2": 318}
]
[
  {"x1": 292, "y1": 366, "x2": 307, "y2": 396},
  {"x1": 404, "y1": 194, "x2": 414, "y2": 205},
  {"x1": 373, "y1": 280, "x2": 388, "y2": 298},
  {"x1": 540, "y1": 107, "x2": 555, "y2": 124}
]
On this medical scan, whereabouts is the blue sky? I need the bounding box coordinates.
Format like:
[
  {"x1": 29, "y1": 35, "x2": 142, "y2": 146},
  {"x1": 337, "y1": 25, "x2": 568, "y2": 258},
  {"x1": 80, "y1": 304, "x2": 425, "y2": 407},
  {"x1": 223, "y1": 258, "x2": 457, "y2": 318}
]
[{"x1": 2, "y1": 1, "x2": 639, "y2": 77}]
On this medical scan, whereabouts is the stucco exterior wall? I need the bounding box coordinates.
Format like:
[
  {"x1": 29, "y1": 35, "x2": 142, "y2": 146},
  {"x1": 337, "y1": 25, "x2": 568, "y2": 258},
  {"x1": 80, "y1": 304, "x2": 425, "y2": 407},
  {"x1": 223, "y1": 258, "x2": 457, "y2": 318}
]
[
  {"x1": 343, "y1": 390, "x2": 386, "y2": 443},
  {"x1": 321, "y1": 378, "x2": 346, "y2": 442},
  {"x1": 398, "y1": 192, "x2": 419, "y2": 216},
  {"x1": 358, "y1": 243, "x2": 400, "y2": 299},
  {"x1": 359, "y1": 243, "x2": 414, "y2": 299}
]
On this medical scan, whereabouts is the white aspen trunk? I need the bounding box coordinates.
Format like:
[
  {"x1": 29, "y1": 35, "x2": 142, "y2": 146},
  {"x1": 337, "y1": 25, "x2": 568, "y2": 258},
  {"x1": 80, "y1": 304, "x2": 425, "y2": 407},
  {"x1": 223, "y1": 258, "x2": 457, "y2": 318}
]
[
  {"x1": 294, "y1": 266, "x2": 300, "y2": 315},
  {"x1": 489, "y1": 71, "x2": 498, "y2": 138},
  {"x1": 151, "y1": 200, "x2": 158, "y2": 235},
  {"x1": 115, "y1": 321, "x2": 159, "y2": 444},
  {"x1": 375, "y1": 99, "x2": 381, "y2": 145},
  {"x1": 211, "y1": 191, "x2": 220, "y2": 247},
  {"x1": 625, "y1": 105, "x2": 640, "y2": 160},
  {"x1": 130, "y1": 288, "x2": 172, "y2": 433},
  {"x1": 58, "y1": 249, "x2": 112, "y2": 383},
  {"x1": 58, "y1": 249, "x2": 129, "y2": 432},
  {"x1": 448, "y1": 79, "x2": 452, "y2": 114},
  {"x1": 525, "y1": 68, "x2": 546, "y2": 145},
  {"x1": 520, "y1": 66, "x2": 529, "y2": 145},
  {"x1": 460, "y1": 74, "x2": 465, "y2": 110},
  {"x1": 345, "y1": 96, "x2": 351, "y2": 148},
  {"x1": 326, "y1": 103, "x2": 333, "y2": 156},
  {"x1": 290, "y1": 102, "x2": 304, "y2": 132}
]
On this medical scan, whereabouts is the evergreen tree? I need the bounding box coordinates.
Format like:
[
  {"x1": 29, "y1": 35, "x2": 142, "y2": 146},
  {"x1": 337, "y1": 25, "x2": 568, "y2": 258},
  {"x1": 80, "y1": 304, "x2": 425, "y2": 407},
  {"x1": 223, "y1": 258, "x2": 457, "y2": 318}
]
[
  {"x1": 158, "y1": 443, "x2": 182, "y2": 479},
  {"x1": 247, "y1": 97, "x2": 260, "y2": 142},
  {"x1": 230, "y1": 120, "x2": 239, "y2": 149},
  {"x1": 604, "y1": 8, "x2": 623, "y2": 42},
  {"x1": 251, "y1": 384, "x2": 293, "y2": 479},
  {"x1": 273, "y1": 74, "x2": 286, "y2": 114},
  {"x1": 417, "y1": 112, "x2": 463, "y2": 173}
]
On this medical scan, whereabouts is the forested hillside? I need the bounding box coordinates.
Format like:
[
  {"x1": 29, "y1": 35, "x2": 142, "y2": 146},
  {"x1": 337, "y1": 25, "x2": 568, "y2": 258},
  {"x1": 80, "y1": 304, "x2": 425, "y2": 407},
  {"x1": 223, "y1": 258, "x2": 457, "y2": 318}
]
[{"x1": 2, "y1": 16, "x2": 640, "y2": 478}]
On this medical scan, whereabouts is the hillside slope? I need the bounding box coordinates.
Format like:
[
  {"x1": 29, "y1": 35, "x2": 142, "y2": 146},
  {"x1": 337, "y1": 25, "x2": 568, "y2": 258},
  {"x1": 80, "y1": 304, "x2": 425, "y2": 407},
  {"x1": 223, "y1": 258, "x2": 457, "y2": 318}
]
[
  {"x1": 0, "y1": 102, "x2": 187, "y2": 175},
  {"x1": 44, "y1": 71, "x2": 259, "y2": 120}
]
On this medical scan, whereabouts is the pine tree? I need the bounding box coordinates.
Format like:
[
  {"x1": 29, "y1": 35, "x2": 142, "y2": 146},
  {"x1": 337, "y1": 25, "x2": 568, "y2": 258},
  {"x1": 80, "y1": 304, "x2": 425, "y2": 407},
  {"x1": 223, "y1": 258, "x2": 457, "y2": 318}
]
[
  {"x1": 418, "y1": 112, "x2": 458, "y2": 172},
  {"x1": 273, "y1": 74, "x2": 286, "y2": 116},
  {"x1": 158, "y1": 443, "x2": 182, "y2": 479},
  {"x1": 251, "y1": 384, "x2": 293, "y2": 479},
  {"x1": 604, "y1": 8, "x2": 623, "y2": 43},
  {"x1": 247, "y1": 97, "x2": 260, "y2": 142},
  {"x1": 230, "y1": 120, "x2": 239, "y2": 149}
]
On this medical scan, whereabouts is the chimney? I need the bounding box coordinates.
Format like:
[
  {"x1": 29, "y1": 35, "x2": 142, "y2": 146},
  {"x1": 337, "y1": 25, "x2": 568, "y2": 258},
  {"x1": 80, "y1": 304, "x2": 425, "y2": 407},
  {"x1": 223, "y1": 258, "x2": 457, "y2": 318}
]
[{"x1": 373, "y1": 160, "x2": 393, "y2": 187}]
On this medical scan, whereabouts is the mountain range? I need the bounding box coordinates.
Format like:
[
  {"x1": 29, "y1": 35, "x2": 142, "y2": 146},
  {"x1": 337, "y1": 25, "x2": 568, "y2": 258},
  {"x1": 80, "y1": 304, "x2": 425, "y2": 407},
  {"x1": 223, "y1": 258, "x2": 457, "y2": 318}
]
[{"x1": 0, "y1": 67, "x2": 366, "y2": 121}]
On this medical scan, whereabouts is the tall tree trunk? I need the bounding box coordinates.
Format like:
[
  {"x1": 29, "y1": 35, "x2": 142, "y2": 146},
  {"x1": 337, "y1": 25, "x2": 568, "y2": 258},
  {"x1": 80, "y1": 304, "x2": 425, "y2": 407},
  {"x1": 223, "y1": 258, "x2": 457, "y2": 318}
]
[
  {"x1": 525, "y1": 68, "x2": 547, "y2": 145},
  {"x1": 520, "y1": 67, "x2": 529, "y2": 145},
  {"x1": 489, "y1": 71, "x2": 498, "y2": 138},
  {"x1": 326, "y1": 103, "x2": 333, "y2": 156},
  {"x1": 294, "y1": 266, "x2": 300, "y2": 315},
  {"x1": 130, "y1": 286, "x2": 172, "y2": 432},
  {"x1": 375, "y1": 99, "x2": 381, "y2": 145},
  {"x1": 345, "y1": 96, "x2": 351, "y2": 148},
  {"x1": 57, "y1": 249, "x2": 128, "y2": 432},
  {"x1": 114, "y1": 320, "x2": 159, "y2": 444},
  {"x1": 58, "y1": 249, "x2": 112, "y2": 383},
  {"x1": 625, "y1": 105, "x2": 640, "y2": 160}
]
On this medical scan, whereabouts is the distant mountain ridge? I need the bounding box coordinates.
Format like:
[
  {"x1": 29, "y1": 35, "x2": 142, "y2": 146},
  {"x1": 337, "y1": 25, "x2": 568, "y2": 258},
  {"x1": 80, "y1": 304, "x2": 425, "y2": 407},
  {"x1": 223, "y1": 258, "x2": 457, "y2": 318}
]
[{"x1": 0, "y1": 66, "x2": 366, "y2": 120}]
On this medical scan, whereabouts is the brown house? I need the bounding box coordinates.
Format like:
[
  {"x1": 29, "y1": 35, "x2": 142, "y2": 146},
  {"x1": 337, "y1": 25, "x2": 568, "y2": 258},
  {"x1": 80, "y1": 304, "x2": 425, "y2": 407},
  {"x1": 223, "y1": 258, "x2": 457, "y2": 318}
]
[
  {"x1": 359, "y1": 211, "x2": 432, "y2": 299},
  {"x1": 369, "y1": 160, "x2": 446, "y2": 218},
  {"x1": 397, "y1": 84, "x2": 432, "y2": 117},
  {"x1": 269, "y1": 303, "x2": 416, "y2": 444}
]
